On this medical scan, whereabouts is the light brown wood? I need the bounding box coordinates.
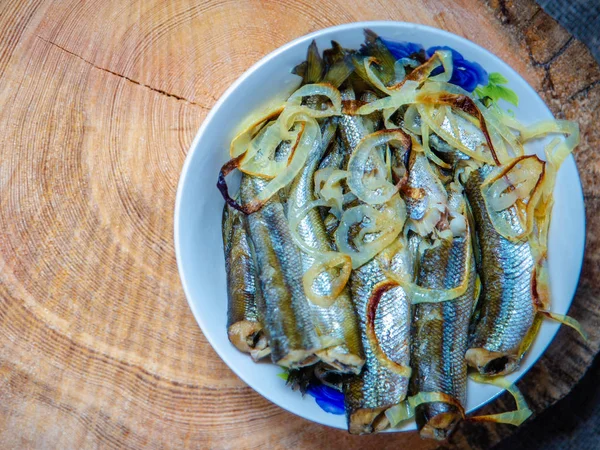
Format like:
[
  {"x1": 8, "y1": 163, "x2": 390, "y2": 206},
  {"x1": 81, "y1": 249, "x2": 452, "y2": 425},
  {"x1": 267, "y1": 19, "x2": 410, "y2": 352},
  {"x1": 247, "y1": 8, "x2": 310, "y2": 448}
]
[{"x1": 0, "y1": 1, "x2": 598, "y2": 448}]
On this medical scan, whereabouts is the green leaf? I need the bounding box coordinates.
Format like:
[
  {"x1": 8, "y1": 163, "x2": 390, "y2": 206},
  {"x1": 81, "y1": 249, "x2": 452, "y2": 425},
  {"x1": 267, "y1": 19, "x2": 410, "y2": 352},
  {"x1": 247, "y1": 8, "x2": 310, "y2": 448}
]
[
  {"x1": 277, "y1": 371, "x2": 289, "y2": 381},
  {"x1": 488, "y1": 72, "x2": 509, "y2": 85},
  {"x1": 475, "y1": 83, "x2": 519, "y2": 107},
  {"x1": 494, "y1": 85, "x2": 519, "y2": 106}
]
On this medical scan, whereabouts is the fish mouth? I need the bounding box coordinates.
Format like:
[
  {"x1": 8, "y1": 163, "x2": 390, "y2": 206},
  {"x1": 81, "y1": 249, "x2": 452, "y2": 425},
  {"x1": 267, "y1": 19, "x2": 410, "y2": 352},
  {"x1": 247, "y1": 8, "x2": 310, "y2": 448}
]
[
  {"x1": 316, "y1": 347, "x2": 365, "y2": 375},
  {"x1": 348, "y1": 407, "x2": 390, "y2": 435},
  {"x1": 276, "y1": 350, "x2": 320, "y2": 369},
  {"x1": 228, "y1": 321, "x2": 266, "y2": 354},
  {"x1": 418, "y1": 410, "x2": 462, "y2": 441},
  {"x1": 465, "y1": 348, "x2": 520, "y2": 376}
]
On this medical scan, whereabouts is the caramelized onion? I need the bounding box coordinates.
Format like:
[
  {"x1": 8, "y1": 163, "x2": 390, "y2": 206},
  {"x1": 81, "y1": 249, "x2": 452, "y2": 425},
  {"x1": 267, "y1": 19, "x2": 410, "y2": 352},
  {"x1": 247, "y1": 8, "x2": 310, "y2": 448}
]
[
  {"x1": 481, "y1": 155, "x2": 546, "y2": 241},
  {"x1": 335, "y1": 195, "x2": 406, "y2": 269},
  {"x1": 347, "y1": 129, "x2": 411, "y2": 205},
  {"x1": 303, "y1": 252, "x2": 352, "y2": 307}
]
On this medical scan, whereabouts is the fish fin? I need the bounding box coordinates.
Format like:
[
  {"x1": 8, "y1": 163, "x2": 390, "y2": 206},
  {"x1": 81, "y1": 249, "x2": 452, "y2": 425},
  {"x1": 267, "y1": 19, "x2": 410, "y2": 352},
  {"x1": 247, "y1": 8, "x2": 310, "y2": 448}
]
[
  {"x1": 360, "y1": 29, "x2": 397, "y2": 85},
  {"x1": 323, "y1": 59, "x2": 354, "y2": 88},
  {"x1": 306, "y1": 40, "x2": 324, "y2": 83},
  {"x1": 323, "y1": 40, "x2": 347, "y2": 67},
  {"x1": 292, "y1": 60, "x2": 308, "y2": 80}
]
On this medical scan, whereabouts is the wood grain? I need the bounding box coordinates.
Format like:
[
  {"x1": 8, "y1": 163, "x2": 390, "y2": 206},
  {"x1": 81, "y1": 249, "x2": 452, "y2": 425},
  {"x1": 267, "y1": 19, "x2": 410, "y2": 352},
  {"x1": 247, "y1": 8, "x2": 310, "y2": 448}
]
[{"x1": 0, "y1": 1, "x2": 598, "y2": 448}]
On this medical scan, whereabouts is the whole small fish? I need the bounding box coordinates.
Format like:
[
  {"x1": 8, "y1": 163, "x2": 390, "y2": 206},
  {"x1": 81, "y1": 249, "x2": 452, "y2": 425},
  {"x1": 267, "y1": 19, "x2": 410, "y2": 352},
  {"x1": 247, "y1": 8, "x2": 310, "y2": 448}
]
[
  {"x1": 344, "y1": 244, "x2": 413, "y2": 434},
  {"x1": 410, "y1": 193, "x2": 476, "y2": 440},
  {"x1": 464, "y1": 165, "x2": 537, "y2": 376},
  {"x1": 222, "y1": 204, "x2": 269, "y2": 359},
  {"x1": 241, "y1": 175, "x2": 321, "y2": 367},
  {"x1": 287, "y1": 119, "x2": 365, "y2": 374},
  {"x1": 338, "y1": 98, "x2": 412, "y2": 433}
]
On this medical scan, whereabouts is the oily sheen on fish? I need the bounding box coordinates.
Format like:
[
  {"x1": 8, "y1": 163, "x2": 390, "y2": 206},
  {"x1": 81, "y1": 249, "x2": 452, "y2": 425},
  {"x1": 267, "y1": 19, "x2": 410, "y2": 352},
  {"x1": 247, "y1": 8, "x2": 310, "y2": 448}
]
[
  {"x1": 344, "y1": 244, "x2": 413, "y2": 434},
  {"x1": 241, "y1": 175, "x2": 321, "y2": 367},
  {"x1": 338, "y1": 103, "x2": 411, "y2": 434},
  {"x1": 222, "y1": 204, "x2": 268, "y2": 358},
  {"x1": 464, "y1": 165, "x2": 537, "y2": 376},
  {"x1": 287, "y1": 119, "x2": 365, "y2": 374},
  {"x1": 411, "y1": 227, "x2": 476, "y2": 440}
]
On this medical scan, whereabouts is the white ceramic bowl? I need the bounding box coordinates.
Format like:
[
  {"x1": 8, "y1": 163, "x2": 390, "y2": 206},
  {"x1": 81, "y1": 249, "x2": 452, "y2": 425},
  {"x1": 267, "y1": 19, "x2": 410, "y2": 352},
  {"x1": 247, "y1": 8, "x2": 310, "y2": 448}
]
[{"x1": 175, "y1": 21, "x2": 585, "y2": 431}]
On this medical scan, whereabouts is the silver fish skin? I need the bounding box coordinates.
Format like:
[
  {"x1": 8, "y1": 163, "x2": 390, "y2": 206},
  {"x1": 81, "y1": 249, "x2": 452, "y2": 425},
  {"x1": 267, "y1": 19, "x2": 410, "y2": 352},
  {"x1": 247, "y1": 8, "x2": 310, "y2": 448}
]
[
  {"x1": 339, "y1": 87, "x2": 370, "y2": 151},
  {"x1": 336, "y1": 92, "x2": 413, "y2": 433},
  {"x1": 344, "y1": 244, "x2": 413, "y2": 435},
  {"x1": 317, "y1": 134, "x2": 344, "y2": 235},
  {"x1": 222, "y1": 204, "x2": 269, "y2": 358},
  {"x1": 429, "y1": 134, "x2": 470, "y2": 168},
  {"x1": 287, "y1": 120, "x2": 365, "y2": 374},
  {"x1": 404, "y1": 151, "x2": 448, "y2": 235},
  {"x1": 337, "y1": 94, "x2": 412, "y2": 434},
  {"x1": 318, "y1": 135, "x2": 346, "y2": 172},
  {"x1": 464, "y1": 165, "x2": 537, "y2": 376},
  {"x1": 411, "y1": 204, "x2": 476, "y2": 440},
  {"x1": 241, "y1": 175, "x2": 321, "y2": 367}
]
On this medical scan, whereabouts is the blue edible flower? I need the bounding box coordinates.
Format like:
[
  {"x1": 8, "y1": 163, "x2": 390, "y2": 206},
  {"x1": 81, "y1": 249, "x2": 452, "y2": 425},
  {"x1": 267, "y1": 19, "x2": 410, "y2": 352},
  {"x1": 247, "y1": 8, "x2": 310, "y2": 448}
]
[
  {"x1": 426, "y1": 46, "x2": 489, "y2": 92},
  {"x1": 381, "y1": 38, "x2": 424, "y2": 60},
  {"x1": 307, "y1": 383, "x2": 345, "y2": 415}
]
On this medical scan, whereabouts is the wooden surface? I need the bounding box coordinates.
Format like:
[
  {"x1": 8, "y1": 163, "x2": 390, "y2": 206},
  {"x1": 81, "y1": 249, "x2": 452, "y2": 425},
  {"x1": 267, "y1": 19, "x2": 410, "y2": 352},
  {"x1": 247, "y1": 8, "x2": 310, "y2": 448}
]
[{"x1": 0, "y1": 1, "x2": 598, "y2": 448}]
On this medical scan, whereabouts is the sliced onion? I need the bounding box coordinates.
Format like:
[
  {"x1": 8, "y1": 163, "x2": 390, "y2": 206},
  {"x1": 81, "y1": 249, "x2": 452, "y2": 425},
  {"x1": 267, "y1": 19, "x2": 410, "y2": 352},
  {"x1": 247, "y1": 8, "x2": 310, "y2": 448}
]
[
  {"x1": 383, "y1": 242, "x2": 472, "y2": 305},
  {"x1": 469, "y1": 373, "x2": 532, "y2": 426},
  {"x1": 303, "y1": 252, "x2": 352, "y2": 307},
  {"x1": 279, "y1": 83, "x2": 342, "y2": 137},
  {"x1": 403, "y1": 105, "x2": 421, "y2": 134},
  {"x1": 386, "y1": 391, "x2": 465, "y2": 427},
  {"x1": 428, "y1": 50, "x2": 453, "y2": 83},
  {"x1": 392, "y1": 57, "x2": 420, "y2": 82},
  {"x1": 286, "y1": 83, "x2": 342, "y2": 109},
  {"x1": 347, "y1": 130, "x2": 411, "y2": 205},
  {"x1": 363, "y1": 52, "x2": 450, "y2": 97},
  {"x1": 417, "y1": 104, "x2": 494, "y2": 164},
  {"x1": 335, "y1": 196, "x2": 406, "y2": 269},
  {"x1": 521, "y1": 120, "x2": 580, "y2": 169},
  {"x1": 288, "y1": 198, "x2": 352, "y2": 307},
  {"x1": 315, "y1": 169, "x2": 348, "y2": 212},
  {"x1": 416, "y1": 91, "x2": 500, "y2": 165},
  {"x1": 538, "y1": 310, "x2": 588, "y2": 341},
  {"x1": 240, "y1": 122, "x2": 301, "y2": 178},
  {"x1": 481, "y1": 155, "x2": 546, "y2": 241},
  {"x1": 261, "y1": 119, "x2": 318, "y2": 196},
  {"x1": 357, "y1": 81, "x2": 419, "y2": 115},
  {"x1": 421, "y1": 117, "x2": 451, "y2": 169},
  {"x1": 230, "y1": 106, "x2": 284, "y2": 158}
]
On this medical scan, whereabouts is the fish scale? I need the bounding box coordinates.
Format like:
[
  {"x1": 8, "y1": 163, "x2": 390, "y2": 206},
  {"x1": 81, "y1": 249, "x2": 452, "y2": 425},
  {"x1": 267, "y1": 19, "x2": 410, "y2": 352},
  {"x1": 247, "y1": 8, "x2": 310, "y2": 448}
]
[
  {"x1": 222, "y1": 204, "x2": 266, "y2": 356},
  {"x1": 411, "y1": 227, "x2": 476, "y2": 440},
  {"x1": 287, "y1": 119, "x2": 364, "y2": 374},
  {"x1": 337, "y1": 93, "x2": 413, "y2": 433},
  {"x1": 464, "y1": 165, "x2": 536, "y2": 376},
  {"x1": 241, "y1": 175, "x2": 321, "y2": 367},
  {"x1": 344, "y1": 252, "x2": 412, "y2": 435}
]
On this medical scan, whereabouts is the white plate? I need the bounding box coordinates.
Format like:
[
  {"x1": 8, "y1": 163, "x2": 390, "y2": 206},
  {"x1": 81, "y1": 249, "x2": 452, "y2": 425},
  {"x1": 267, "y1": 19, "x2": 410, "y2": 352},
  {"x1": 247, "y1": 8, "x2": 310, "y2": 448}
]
[{"x1": 174, "y1": 21, "x2": 585, "y2": 431}]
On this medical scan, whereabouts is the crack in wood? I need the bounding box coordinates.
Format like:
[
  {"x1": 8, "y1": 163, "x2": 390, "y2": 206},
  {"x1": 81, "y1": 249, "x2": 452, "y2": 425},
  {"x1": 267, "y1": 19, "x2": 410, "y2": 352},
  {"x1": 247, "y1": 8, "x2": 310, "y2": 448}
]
[
  {"x1": 36, "y1": 35, "x2": 209, "y2": 109},
  {"x1": 530, "y1": 36, "x2": 574, "y2": 68},
  {"x1": 568, "y1": 80, "x2": 600, "y2": 102},
  {"x1": 497, "y1": 0, "x2": 511, "y2": 25}
]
